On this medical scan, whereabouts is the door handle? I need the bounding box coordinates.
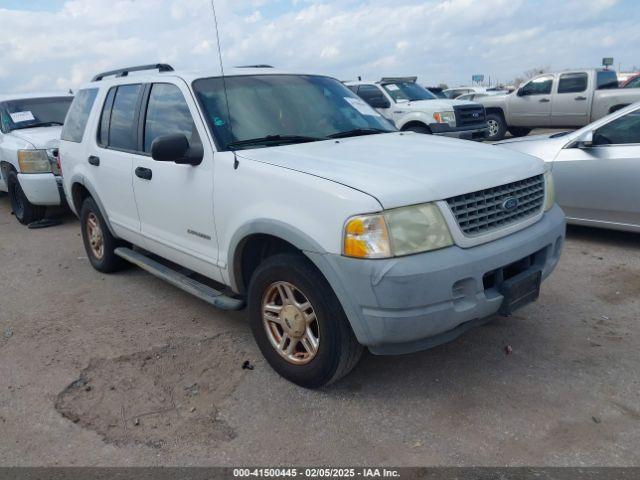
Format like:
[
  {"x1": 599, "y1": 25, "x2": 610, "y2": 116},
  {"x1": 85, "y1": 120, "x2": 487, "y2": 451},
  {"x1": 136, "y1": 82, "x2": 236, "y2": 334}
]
[
  {"x1": 575, "y1": 96, "x2": 587, "y2": 101},
  {"x1": 135, "y1": 167, "x2": 152, "y2": 180},
  {"x1": 88, "y1": 155, "x2": 100, "y2": 166},
  {"x1": 539, "y1": 98, "x2": 550, "y2": 103}
]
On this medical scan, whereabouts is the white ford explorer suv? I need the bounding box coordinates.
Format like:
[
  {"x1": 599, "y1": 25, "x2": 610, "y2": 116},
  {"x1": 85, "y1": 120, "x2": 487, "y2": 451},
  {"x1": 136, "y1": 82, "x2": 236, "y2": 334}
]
[
  {"x1": 60, "y1": 64, "x2": 565, "y2": 388},
  {"x1": 0, "y1": 92, "x2": 73, "y2": 224},
  {"x1": 345, "y1": 77, "x2": 489, "y2": 141}
]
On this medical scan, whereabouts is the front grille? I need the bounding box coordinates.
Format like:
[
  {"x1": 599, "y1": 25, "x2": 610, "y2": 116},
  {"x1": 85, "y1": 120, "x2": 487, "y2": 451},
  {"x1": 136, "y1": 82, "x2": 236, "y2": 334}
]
[
  {"x1": 446, "y1": 175, "x2": 544, "y2": 236},
  {"x1": 454, "y1": 104, "x2": 486, "y2": 127}
]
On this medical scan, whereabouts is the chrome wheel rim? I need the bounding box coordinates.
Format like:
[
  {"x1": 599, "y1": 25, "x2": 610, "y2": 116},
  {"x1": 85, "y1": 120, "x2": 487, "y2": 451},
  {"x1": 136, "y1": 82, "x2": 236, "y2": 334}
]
[
  {"x1": 488, "y1": 119, "x2": 500, "y2": 137},
  {"x1": 86, "y1": 212, "x2": 104, "y2": 260},
  {"x1": 262, "y1": 281, "x2": 320, "y2": 365}
]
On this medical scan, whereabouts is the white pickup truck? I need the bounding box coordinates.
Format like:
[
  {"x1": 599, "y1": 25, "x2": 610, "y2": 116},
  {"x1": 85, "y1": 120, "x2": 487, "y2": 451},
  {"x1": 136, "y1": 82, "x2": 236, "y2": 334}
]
[
  {"x1": 346, "y1": 77, "x2": 489, "y2": 141},
  {"x1": 479, "y1": 68, "x2": 640, "y2": 140},
  {"x1": 60, "y1": 65, "x2": 564, "y2": 387},
  {"x1": 0, "y1": 92, "x2": 73, "y2": 224}
]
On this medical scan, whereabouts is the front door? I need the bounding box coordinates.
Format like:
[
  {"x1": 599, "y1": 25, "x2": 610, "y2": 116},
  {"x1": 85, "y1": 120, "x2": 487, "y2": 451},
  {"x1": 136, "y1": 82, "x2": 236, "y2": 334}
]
[
  {"x1": 131, "y1": 81, "x2": 222, "y2": 282},
  {"x1": 509, "y1": 75, "x2": 554, "y2": 127},
  {"x1": 553, "y1": 107, "x2": 640, "y2": 227}
]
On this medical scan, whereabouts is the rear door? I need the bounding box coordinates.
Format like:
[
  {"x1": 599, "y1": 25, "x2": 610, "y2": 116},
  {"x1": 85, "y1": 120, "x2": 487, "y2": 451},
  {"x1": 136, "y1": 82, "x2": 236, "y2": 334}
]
[
  {"x1": 131, "y1": 81, "x2": 222, "y2": 281},
  {"x1": 553, "y1": 107, "x2": 640, "y2": 227},
  {"x1": 551, "y1": 72, "x2": 590, "y2": 127},
  {"x1": 509, "y1": 75, "x2": 554, "y2": 127}
]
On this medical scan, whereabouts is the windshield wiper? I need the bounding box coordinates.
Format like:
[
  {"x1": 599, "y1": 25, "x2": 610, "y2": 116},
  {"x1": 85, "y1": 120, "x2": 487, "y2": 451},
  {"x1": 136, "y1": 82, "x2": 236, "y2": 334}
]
[
  {"x1": 227, "y1": 135, "x2": 323, "y2": 150},
  {"x1": 327, "y1": 128, "x2": 390, "y2": 139},
  {"x1": 10, "y1": 121, "x2": 63, "y2": 130}
]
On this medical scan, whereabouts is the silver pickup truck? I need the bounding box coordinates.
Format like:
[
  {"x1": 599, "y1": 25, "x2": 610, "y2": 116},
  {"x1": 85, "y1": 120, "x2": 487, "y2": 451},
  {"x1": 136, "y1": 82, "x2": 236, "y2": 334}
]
[{"x1": 479, "y1": 69, "x2": 640, "y2": 140}]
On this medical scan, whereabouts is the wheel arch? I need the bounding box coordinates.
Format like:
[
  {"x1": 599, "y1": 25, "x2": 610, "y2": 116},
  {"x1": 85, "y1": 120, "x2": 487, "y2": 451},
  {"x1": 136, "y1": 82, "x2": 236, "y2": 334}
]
[
  {"x1": 69, "y1": 177, "x2": 117, "y2": 237},
  {"x1": 400, "y1": 121, "x2": 432, "y2": 133},
  {"x1": 609, "y1": 104, "x2": 630, "y2": 114},
  {"x1": 485, "y1": 107, "x2": 506, "y2": 121}
]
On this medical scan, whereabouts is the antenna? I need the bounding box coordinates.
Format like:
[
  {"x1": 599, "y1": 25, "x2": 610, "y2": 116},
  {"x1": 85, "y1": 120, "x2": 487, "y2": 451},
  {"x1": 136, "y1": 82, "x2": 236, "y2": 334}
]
[{"x1": 210, "y1": 0, "x2": 234, "y2": 142}]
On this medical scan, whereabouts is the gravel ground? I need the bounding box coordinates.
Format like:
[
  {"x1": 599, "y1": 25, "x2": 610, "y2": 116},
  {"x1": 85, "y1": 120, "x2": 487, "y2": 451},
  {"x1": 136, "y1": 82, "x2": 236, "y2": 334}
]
[{"x1": 0, "y1": 174, "x2": 639, "y2": 466}]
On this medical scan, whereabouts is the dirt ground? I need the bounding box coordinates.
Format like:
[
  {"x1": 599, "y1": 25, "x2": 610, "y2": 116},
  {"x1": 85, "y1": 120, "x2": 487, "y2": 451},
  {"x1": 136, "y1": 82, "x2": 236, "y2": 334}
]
[{"x1": 1, "y1": 188, "x2": 639, "y2": 467}]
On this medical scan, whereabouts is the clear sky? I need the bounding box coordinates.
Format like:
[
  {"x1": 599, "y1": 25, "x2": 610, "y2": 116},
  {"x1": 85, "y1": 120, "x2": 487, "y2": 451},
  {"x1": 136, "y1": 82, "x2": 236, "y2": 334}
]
[{"x1": 0, "y1": 0, "x2": 638, "y2": 93}]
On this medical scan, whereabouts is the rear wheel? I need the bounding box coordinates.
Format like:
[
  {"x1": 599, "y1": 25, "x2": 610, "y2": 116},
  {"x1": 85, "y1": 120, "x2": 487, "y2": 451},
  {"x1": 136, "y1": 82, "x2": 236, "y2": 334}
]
[
  {"x1": 80, "y1": 197, "x2": 127, "y2": 273},
  {"x1": 7, "y1": 171, "x2": 45, "y2": 225},
  {"x1": 508, "y1": 127, "x2": 532, "y2": 138},
  {"x1": 248, "y1": 253, "x2": 363, "y2": 388},
  {"x1": 486, "y1": 113, "x2": 507, "y2": 141}
]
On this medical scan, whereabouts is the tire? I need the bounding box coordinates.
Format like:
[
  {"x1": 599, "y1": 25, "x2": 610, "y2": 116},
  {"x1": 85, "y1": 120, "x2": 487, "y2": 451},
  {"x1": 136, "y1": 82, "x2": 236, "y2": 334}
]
[
  {"x1": 247, "y1": 253, "x2": 363, "y2": 388},
  {"x1": 486, "y1": 113, "x2": 507, "y2": 141},
  {"x1": 79, "y1": 196, "x2": 127, "y2": 273},
  {"x1": 403, "y1": 124, "x2": 431, "y2": 134},
  {"x1": 7, "y1": 171, "x2": 45, "y2": 225},
  {"x1": 508, "y1": 127, "x2": 532, "y2": 138}
]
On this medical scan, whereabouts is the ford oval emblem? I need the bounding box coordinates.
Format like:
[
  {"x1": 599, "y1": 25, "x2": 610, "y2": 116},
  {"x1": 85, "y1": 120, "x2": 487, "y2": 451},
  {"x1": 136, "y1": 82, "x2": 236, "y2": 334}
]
[{"x1": 501, "y1": 197, "x2": 519, "y2": 211}]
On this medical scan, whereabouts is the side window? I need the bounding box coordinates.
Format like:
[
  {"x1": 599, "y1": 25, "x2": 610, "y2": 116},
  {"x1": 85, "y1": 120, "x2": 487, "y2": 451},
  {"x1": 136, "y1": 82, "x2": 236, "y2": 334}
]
[
  {"x1": 346, "y1": 85, "x2": 358, "y2": 94},
  {"x1": 143, "y1": 83, "x2": 200, "y2": 153},
  {"x1": 596, "y1": 70, "x2": 618, "y2": 90},
  {"x1": 61, "y1": 89, "x2": 98, "y2": 143},
  {"x1": 625, "y1": 77, "x2": 640, "y2": 89},
  {"x1": 521, "y1": 76, "x2": 553, "y2": 96},
  {"x1": 97, "y1": 88, "x2": 116, "y2": 147},
  {"x1": 558, "y1": 73, "x2": 588, "y2": 94},
  {"x1": 594, "y1": 109, "x2": 640, "y2": 145},
  {"x1": 108, "y1": 84, "x2": 142, "y2": 151},
  {"x1": 357, "y1": 85, "x2": 387, "y2": 106}
]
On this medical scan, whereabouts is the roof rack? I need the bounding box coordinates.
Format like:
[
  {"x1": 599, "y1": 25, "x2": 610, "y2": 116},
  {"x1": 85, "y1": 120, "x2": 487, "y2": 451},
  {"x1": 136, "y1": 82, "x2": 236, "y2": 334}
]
[
  {"x1": 91, "y1": 64, "x2": 174, "y2": 82},
  {"x1": 380, "y1": 76, "x2": 418, "y2": 84},
  {"x1": 235, "y1": 64, "x2": 274, "y2": 69}
]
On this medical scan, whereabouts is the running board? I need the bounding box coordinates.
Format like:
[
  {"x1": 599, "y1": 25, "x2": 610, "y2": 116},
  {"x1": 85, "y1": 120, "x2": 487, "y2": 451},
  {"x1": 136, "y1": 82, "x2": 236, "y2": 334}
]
[{"x1": 114, "y1": 247, "x2": 245, "y2": 311}]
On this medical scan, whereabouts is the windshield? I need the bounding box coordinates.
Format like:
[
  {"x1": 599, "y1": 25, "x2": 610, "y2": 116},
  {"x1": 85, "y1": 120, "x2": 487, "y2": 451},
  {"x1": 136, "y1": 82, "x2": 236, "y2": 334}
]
[
  {"x1": 0, "y1": 97, "x2": 72, "y2": 132},
  {"x1": 382, "y1": 82, "x2": 437, "y2": 102},
  {"x1": 192, "y1": 75, "x2": 395, "y2": 151}
]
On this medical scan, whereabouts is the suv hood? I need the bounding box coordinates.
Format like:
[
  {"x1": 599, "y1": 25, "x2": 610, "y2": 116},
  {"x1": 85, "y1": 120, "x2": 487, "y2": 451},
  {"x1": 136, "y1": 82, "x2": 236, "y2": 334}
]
[
  {"x1": 398, "y1": 98, "x2": 476, "y2": 111},
  {"x1": 9, "y1": 126, "x2": 62, "y2": 149},
  {"x1": 238, "y1": 132, "x2": 544, "y2": 209}
]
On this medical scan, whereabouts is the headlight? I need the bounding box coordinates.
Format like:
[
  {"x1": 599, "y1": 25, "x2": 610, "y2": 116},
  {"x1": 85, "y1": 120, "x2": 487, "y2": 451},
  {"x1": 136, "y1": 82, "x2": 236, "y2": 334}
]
[
  {"x1": 17, "y1": 150, "x2": 51, "y2": 174},
  {"x1": 343, "y1": 203, "x2": 453, "y2": 259},
  {"x1": 433, "y1": 111, "x2": 456, "y2": 126},
  {"x1": 543, "y1": 170, "x2": 555, "y2": 211}
]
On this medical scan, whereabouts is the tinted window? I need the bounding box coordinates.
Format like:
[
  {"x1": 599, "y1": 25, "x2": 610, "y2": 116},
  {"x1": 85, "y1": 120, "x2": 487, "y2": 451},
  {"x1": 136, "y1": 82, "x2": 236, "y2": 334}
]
[
  {"x1": 596, "y1": 70, "x2": 618, "y2": 90},
  {"x1": 61, "y1": 89, "x2": 97, "y2": 142},
  {"x1": 521, "y1": 76, "x2": 553, "y2": 95},
  {"x1": 594, "y1": 108, "x2": 640, "y2": 145},
  {"x1": 144, "y1": 84, "x2": 200, "y2": 152},
  {"x1": 358, "y1": 85, "x2": 387, "y2": 104},
  {"x1": 193, "y1": 75, "x2": 395, "y2": 151},
  {"x1": 98, "y1": 88, "x2": 116, "y2": 146},
  {"x1": 558, "y1": 73, "x2": 588, "y2": 94},
  {"x1": 109, "y1": 84, "x2": 142, "y2": 151},
  {"x1": 0, "y1": 97, "x2": 72, "y2": 133},
  {"x1": 624, "y1": 77, "x2": 640, "y2": 89},
  {"x1": 346, "y1": 85, "x2": 358, "y2": 93}
]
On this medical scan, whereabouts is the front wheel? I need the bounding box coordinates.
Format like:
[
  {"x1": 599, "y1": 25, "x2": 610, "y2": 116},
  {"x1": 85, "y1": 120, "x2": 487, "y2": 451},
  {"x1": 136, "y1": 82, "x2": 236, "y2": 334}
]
[
  {"x1": 7, "y1": 171, "x2": 46, "y2": 225},
  {"x1": 247, "y1": 253, "x2": 363, "y2": 388},
  {"x1": 486, "y1": 113, "x2": 507, "y2": 141},
  {"x1": 402, "y1": 124, "x2": 431, "y2": 134},
  {"x1": 508, "y1": 127, "x2": 532, "y2": 138}
]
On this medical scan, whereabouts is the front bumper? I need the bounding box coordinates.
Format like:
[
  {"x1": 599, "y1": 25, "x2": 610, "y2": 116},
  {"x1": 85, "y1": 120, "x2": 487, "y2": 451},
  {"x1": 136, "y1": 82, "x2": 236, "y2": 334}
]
[
  {"x1": 17, "y1": 173, "x2": 64, "y2": 206},
  {"x1": 428, "y1": 122, "x2": 489, "y2": 141},
  {"x1": 308, "y1": 205, "x2": 565, "y2": 355}
]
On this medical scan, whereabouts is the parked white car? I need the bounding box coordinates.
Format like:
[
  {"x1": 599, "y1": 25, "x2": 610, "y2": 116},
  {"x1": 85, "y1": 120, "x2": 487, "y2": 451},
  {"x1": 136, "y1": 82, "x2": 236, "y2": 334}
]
[
  {"x1": 60, "y1": 64, "x2": 565, "y2": 387},
  {"x1": 346, "y1": 77, "x2": 489, "y2": 141},
  {"x1": 0, "y1": 92, "x2": 73, "y2": 224},
  {"x1": 495, "y1": 102, "x2": 640, "y2": 233}
]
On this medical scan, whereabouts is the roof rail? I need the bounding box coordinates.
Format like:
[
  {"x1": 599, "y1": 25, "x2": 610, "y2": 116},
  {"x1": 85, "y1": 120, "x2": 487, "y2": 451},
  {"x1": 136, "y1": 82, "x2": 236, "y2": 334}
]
[
  {"x1": 235, "y1": 64, "x2": 274, "y2": 69},
  {"x1": 380, "y1": 76, "x2": 418, "y2": 84},
  {"x1": 91, "y1": 64, "x2": 175, "y2": 82}
]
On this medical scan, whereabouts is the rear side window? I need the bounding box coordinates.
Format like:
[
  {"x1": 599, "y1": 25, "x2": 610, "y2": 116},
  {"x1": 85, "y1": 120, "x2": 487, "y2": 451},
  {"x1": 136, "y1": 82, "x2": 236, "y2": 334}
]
[
  {"x1": 143, "y1": 83, "x2": 200, "y2": 152},
  {"x1": 357, "y1": 85, "x2": 386, "y2": 105},
  {"x1": 596, "y1": 70, "x2": 618, "y2": 90},
  {"x1": 61, "y1": 89, "x2": 97, "y2": 142},
  {"x1": 558, "y1": 73, "x2": 588, "y2": 93},
  {"x1": 100, "y1": 84, "x2": 142, "y2": 151}
]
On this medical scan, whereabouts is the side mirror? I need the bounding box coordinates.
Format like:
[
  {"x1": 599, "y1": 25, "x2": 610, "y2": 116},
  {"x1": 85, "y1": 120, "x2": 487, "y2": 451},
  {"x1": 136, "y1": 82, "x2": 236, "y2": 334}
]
[
  {"x1": 575, "y1": 130, "x2": 594, "y2": 148},
  {"x1": 151, "y1": 134, "x2": 203, "y2": 165},
  {"x1": 367, "y1": 96, "x2": 391, "y2": 109}
]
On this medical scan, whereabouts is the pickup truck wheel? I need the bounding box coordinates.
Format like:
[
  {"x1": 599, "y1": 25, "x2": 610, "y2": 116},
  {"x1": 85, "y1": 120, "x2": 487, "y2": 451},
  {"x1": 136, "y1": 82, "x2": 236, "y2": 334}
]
[
  {"x1": 486, "y1": 113, "x2": 507, "y2": 141},
  {"x1": 7, "y1": 171, "x2": 45, "y2": 225},
  {"x1": 248, "y1": 253, "x2": 363, "y2": 388},
  {"x1": 403, "y1": 124, "x2": 431, "y2": 134},
  {"x1": 80, "y1": 197, "x2": 126, "y2": 273},
  {"x1": 507, "y1": 127, "x2": 532, "y2": 138}
]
